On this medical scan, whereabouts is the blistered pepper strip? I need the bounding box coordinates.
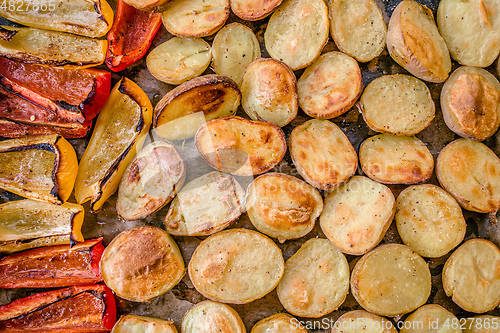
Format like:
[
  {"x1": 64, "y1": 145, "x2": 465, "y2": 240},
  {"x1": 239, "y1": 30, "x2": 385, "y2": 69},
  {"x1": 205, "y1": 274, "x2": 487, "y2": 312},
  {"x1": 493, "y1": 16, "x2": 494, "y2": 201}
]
[
  {"x1": 106, "y1": 0, "x2": 162, "y2": 72},
  {"x1": 0, "y1": 284, "x2": 116, "y2": 332},
  {"x1": 0, "y1": 239, "x2": 104, "y2": 289}
]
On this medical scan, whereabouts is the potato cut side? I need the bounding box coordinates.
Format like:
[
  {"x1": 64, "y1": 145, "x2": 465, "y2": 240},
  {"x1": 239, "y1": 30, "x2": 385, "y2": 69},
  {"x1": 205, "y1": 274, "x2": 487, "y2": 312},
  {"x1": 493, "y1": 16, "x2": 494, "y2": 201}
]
[
  {"x1": 290, "y1": 119, "x2": 357, "y2": 191},
  {"x1": 396, "y1": 184, "x2": 466, "y2": 258},
  {"x1": 112, "y1": 315, "x2": 177, "y2": 333},
  {"x1": 251, "y1": 313, "x2": 307, "y2": 333},
  {"x1": 153, "y1": 75, "x2": 241, "y2": 141},
  {"x1": 241, "y1": 58, "x2": 298, "y2": 127},
  {"x1": 463, "y1": 316, "x2": 500, "y2": 333},
  {"x1": 437, "y1": 0, "x2": 500, "y2": 67},
  {"x1": 162, "y1": 0, "x2": 229, "y2": 37},
  {"x1": 320, "y1": 176, "x2": 395, "y2": 255},
  {"x1": 329, "y1": 0, "x2": 387, "y2": 62},
  {"x1": 264, "y1": 0, "x2": 329, "y2": 70},
  {"x1": 387, "y1": 0, "x2": 451, "y2": 83},
  {"x1": 351, "y1": 244, "x2": 431, "y2": 316},
  {"x1": 443, "y1": 239, "x2": 500, "y2": 313},
  {"x1": 230, "y1": 0, "x2": 283, "y2": 20},
  {"x1": 277, "y1": 238, "x2": 349, "y2": 317},
  {"x1": 182, "y1": 301, "x2": 245, "y2": 333},
  {"x1": 359, "y1": 134, "x2": 434, "y2": 184},
  {"x1": 246, "y1": 173, "x2": 323, "y2": 242},
  {"x1": 212, "y1": 23, "x2": 261, "y2": 84},
  {"x1": 359, "y1": 74, "x2": 435, "y2": 135},
  {"x1": 195, "y1": 116, "x2": 287, "y2": 176},
  {"x1": 117, "y1": 141, "x2": 185, "y2": 221},
  {"x1": 164, "y1": 172, "x2": 245, "y2": 236},
  {"x1": 400, "y1": 305, "x2": 461, "y2": 333},
  {"x1": 441, "y1": 66, "x2": 500, "y2": 141},
  {"x1": 124, "y1": 0, "x2": 171, "y2": 10},
  {"x1": 188, "y1": 228, "x2": 284, "y2": 304},
  {"x1": 297, "y1": 52, "x2": 362, "y2": 119},
  {"x1": 147, "y1": 37, "x2": 211, "y2": 85},
  {"x1": 333, "y1": 310, "x2": 397, "y2": 333},
  {"x1": 100, "y1": 226, "x2": 185, "y2": 302},
  {"x1": 436, "y1": 138, "x2": 500, "y2": 213}
]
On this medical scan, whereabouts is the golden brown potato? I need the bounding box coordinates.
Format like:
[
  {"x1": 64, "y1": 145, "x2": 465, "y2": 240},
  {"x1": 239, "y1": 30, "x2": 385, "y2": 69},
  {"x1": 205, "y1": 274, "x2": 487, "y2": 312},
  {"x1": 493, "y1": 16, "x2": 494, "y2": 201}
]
[
  {"x1": 442, "y1": 239, "x2": 500, "y2": 313},
  {"x1": 164, "y1": 172, "x2": 245, "y2": 236},
  {"x1": 396, "y1": 184, "x2": 466, "y2": 258},
  {"x1": 351, "y1": 244, "x2": 431, "y2": 316},
  {"x1": 289, "y1": 119, "x2": 357, "y2": 191},
  {"x1": 277, "y1": 238, "x2": 349, "y2": 318},
  {"x1": 437, "y1": 0, "x2": 500, "y2": 67},
  {"x1": 124, "y1": 0, "x2": 171, "y2": 10},
  {"x1": 116, "y1": 141, "x2": 185, "y2": 221},
  {"x1": 359, "y1": 134, "x2": 434, "y2": 184},
  {"x1": 153, "y1": 75, "x2": 241, "y2": 141},
  {"x1": 264, "y1": 0, "x2": 329, "y2": 70},
  {"x1": 400, "y1": 305, "x2": 461, "y2": 333},
  {"x1": 251, "y1": 313, "x2": 306, "y2": 333},
  {"x1": 112, "y1": 315, "x2": 177, "y2": 333},
  {"x1": 320, "y1": 176, "x2": 395, "y2": 255},
  {"x1": 195, "y1": 116, "x2": 287, "y2": 176},
  {"x1": 359, "y1": 74, "x2": 435, "y2": 135},
  {"x1": 297, "y1": 52, "x2": 362, "y2": 119},
  {"x1": 328, "y1": 0, "x2": 387, "y2": 62},
  {"x1": 246, "y1": 173, "x2": 323, "y2": 243},
  {"x1": 440, "y1": 66, "x2": 500, "y2": 141},
  {"x1": 240, "y1": 58, "x2": 298, "y2": 127},
  {"x1": 182, "y1": 301, "x2": 246, "y2": 333},
  {"x1": 230, "y1": 0, "x2": 283, "y2": 20},
  {"x1": 387, "y1": 0, "x2": 451, "y2": 83},
  {"x1": 464, "y1": 316, "x2": 500, "y2": 333},
  {"x1": 436, "y1": 138, "x2": 500, "y2": 213},
  {"x1": 100, "y1": 226, "x2": 185, "y2": 302},
  {"x1": 188, "y1": 228, "x2": 284, "y2": 304},
  {"x1": 332, "y1": 310, "x2": 397, "y2": 333}
]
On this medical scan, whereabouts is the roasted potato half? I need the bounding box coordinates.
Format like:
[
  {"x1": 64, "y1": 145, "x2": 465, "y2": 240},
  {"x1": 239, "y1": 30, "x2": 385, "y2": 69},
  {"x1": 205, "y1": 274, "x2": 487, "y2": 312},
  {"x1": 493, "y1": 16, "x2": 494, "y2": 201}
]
[
  {"x1": 153, "y1": 75, "x2": 241, "y2": 141},
  {"x1": 241, "y1": 58, "x2": 298, "y2": 127},
  {"x1": 436, "y1": 138, "x2": 500, "y2": 213},
  {"x1": 212, "y1": 23, "x2": 261, "y2": 84},
  {"x1": 400, "y1": 305, "x2": 461, "y2": 333},
  {"x1": 351, "y1": 244, "x2": 431, "y2": 316},
  {"x1": 264, "y1": 0, "x2": 329, "y2": 70},
  {"x1": 386, "y1": 0, "x2": 451, "y2": 83},
  {"x1": 246, "y1": 173, "x2": 323, "y2": 242},
  {"x1": 112, "y1": 315, "x2": 177, "y2": 333},
  {"x1": 230, "y1": 0, "x2": 283, "y2": 20},
  {"x1": 297, "y1": 52, "x2": 362, "y2": 119},
  {"x1": 320, "y1": 176, "x2": 395, "y2": 256},
  {"x1": 188, "y1": 228, "x2": 284, "y2": 304},
  {"x1": 182, "y1": 301, "x2": 245, "y2": 333},
  {"x1": 333, "y1": 310, "x2": 397, "y2": 333},
  {"x1": 359, "y1": 74, "x2": 435, "y2": 135},
  {"x1": 117, "y1": 141, "x2": 185, "y2": 221},
  {"x1": 440, "y1": 66, "x2": 500, "y2": 141},
  {"x1": 396, "y1": 184, "x2": 466, "y2": 258},
  {"x1": 437, "y1": 0, "x2": 500, "y2": 67},
  {"x1": 290, "y1": 119, "x2": 357, "y2": 191},
  {"x1": 359, "y1": 134, "x2": 434, "y2": 184},
  {"x1": 443, "y1": 239, "x2": 500, "y2": 313},
  {"x1": 100, "y1": 226, "x2": 185, "y2": 302},
  {"x1": 463, "y1": 316, "x2": 500, "y2": 333},
  {"x1": 195, "y1": 116, "x2": 287, "y2": 176},
  {"x1": 328, "y1": 0, "x2": 387, "y2": 62},
  {"x1": 147, "y1": 37, "x2": 211, "y2": 85},
  {"x1": 251, "y1": 313, "x2": 306, "y2": 333},
  {"x1": 277, "y1": 238, "x2": 349, "y2": 318},
  {"x1": 164, "y1": 172, "x2": 245, "y2": 236},
  {"x1": 124, "y1": 0, "x2": 171, "y2": 10},
  {"x1": 161, "y1": 0, "x2": 229, "y2": 37}
]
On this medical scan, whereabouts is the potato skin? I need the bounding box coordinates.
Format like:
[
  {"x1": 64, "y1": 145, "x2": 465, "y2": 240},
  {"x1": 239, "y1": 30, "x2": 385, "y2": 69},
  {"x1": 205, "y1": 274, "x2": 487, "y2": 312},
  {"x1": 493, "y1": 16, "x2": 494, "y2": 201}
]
[{"x1": 230, "y1": 0, "x2": 283, "y2": 20}]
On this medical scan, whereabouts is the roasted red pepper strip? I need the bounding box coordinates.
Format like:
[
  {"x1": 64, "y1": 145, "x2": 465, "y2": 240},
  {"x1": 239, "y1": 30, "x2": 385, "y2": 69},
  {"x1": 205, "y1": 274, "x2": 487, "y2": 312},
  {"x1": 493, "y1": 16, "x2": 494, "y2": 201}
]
[
  {"x1": 105, "y1": 0, "x2": 162, "y2": 72},
  {"x1": 0, "y1": 284, "x2": 116, "y2": 332},
  {"x1": 0, "y1": 239, "x2": 105, "y2": 289}
]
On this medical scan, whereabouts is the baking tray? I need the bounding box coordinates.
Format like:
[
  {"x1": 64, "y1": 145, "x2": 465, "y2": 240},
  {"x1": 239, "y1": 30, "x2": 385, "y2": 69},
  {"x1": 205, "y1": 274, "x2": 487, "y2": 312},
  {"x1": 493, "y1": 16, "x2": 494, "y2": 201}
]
[{"x1": 1, "y1": 0, "x2": 500, "y2": 331}]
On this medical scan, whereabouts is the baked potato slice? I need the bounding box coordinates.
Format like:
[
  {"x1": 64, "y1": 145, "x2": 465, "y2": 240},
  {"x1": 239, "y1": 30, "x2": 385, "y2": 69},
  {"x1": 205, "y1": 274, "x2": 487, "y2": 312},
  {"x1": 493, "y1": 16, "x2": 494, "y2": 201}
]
[
  {"x1": 153, "y1": 75, "x2": 241, "y2": 141},
  {"x1": 359, "y1": 134, "x2": 434, "y2": 184},
  {"x1": 463, "y1": 316, "x2": 500, "y2": 333},
  {"x1": 164, "y1": 172, "x2": 245, "y2": 236},
  {"x1": 188, "y1": 229, "x2": 284, "y2": 304},
  {"x1": 264, "y1": 0, "x2": 329, "y2": 70},
  {"x1": 241, "y1": 58, "x2": 298, "y2": 127},
  {"x1": 112, "y1": 315, "x2": 177, "y2": 333},
  {"x1": 351, "y1": 244, "x2": 431, "y2": 316},
  {"x1": 442, "y1": 239, "x2": 500, "y2": 313},
  {"x1": 387, "y1": 0, "x2": 451, "y2": 83},
  {"x1": 333, "y1": 310, "x2": 397, "y2": 333},
  {"x1": 182, "y1": 301, "x2": 245, "y2": 333},
  {"x1": 400, "y1": 304, "x2": 461, "y2": 333},
  {"x1": 195, "y1": 116, "x2": 287, "y2": 176},
  {"x1": 124, "y1": 0, "x2": 172, "y2": 10},
  {"x1": 230, "y1": 0, "x2": 283, "y2": 20},
  {"x1": 251, "y1": 313, "x2": 306, "y2": 333},
  {"x1": 441, "y1": 66, "x2": 500, "y2": 141},
  {"x1": 359, "y1": 74, "x2": 435, "y2": 135}
]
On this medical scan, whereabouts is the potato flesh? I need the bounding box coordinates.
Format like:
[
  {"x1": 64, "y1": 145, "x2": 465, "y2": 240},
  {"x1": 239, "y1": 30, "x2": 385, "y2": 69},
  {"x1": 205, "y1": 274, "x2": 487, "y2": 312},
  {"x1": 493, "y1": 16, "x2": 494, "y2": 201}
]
[
  {"x1": 264, "y1": 0, "x2": 329, "y2": 70},
  {"x1": 112, "y1": 315, "x2": 178, "y2": 333},
  {"x1": 230, "y1": 0, "x2": 283, "y2": 20},
  {"x1": 320, "y1": 176, "x2": 395, "y2": 255},
  {"x1": 463, "y1": 316, "x2": 500, "y2": 333},
  {"x1": 360, "y1": 74, "x2": 435, "y2": 135},
  {"x1": 251, "y1": 313, "x2": 307, "y2": 333},
  {"x1": 400, "y1": 305, "x2": 460, "y2": 333},
  {"x1": 182, "y1": 301, "x2": 245, "y2": 333},
  {"x1": 333, "y1": 310, "x2": 397, "y2": 333}
]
